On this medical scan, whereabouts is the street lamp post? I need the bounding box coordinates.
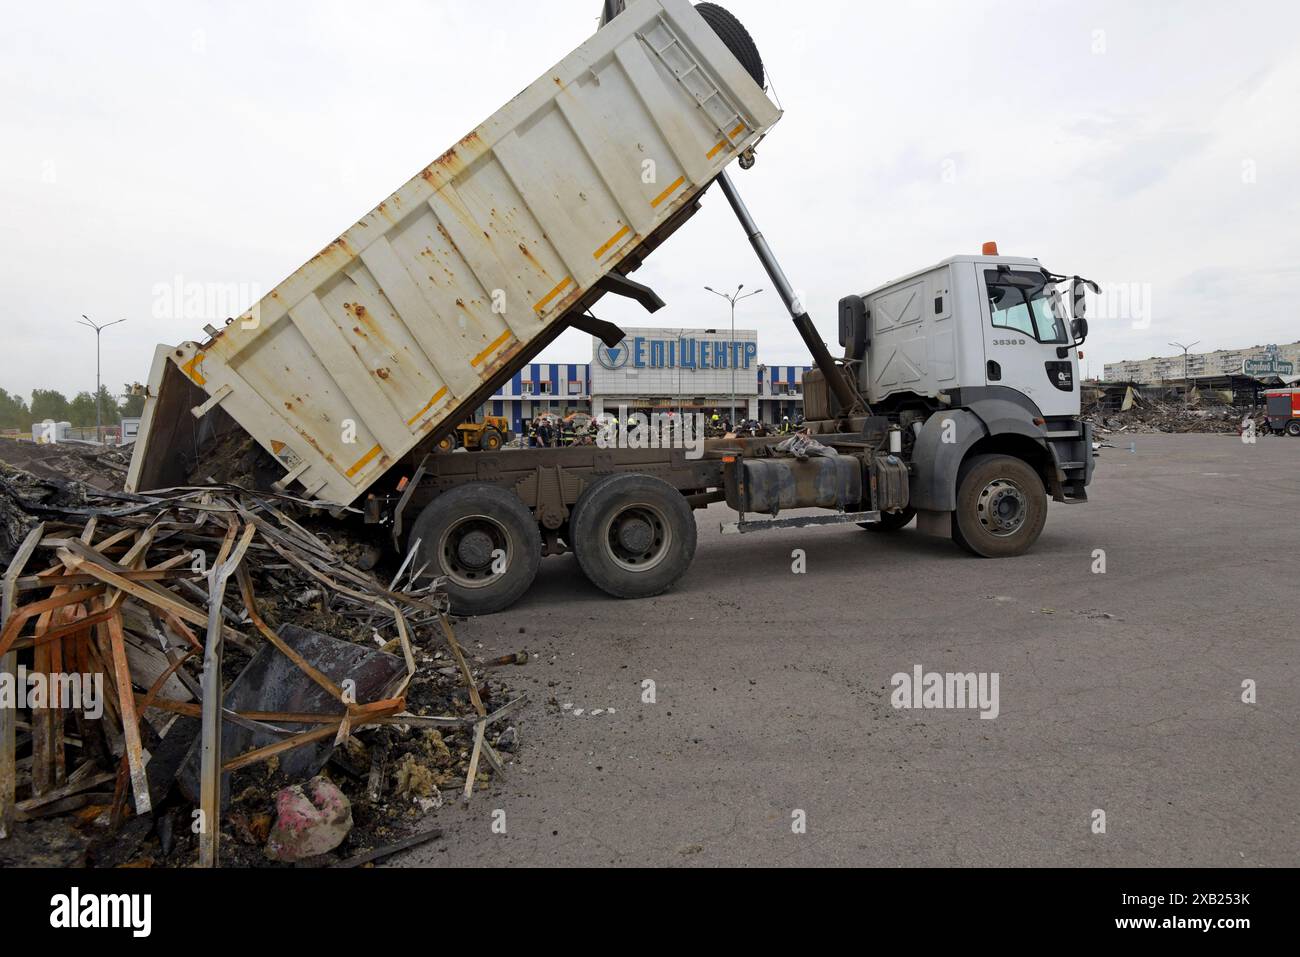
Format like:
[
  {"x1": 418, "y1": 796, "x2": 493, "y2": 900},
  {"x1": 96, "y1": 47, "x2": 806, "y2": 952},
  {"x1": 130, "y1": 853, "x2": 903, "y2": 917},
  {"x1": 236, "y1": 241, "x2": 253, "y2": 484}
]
[
  {"x1": 77, "y1": 315, "x2": 128, "y2": 444},
  {"x1": 704, "y1": 284, "x2": 762, "y2": 427},
  {"x1": 1169, "y1": 340, "x2": 1200, "y2": 405}
]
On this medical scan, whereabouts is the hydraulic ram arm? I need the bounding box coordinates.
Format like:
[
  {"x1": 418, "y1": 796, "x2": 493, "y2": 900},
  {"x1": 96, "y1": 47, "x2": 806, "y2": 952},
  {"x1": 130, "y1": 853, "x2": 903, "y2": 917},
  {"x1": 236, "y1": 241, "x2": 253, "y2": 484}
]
[{"x1": 716, "y1": 171, "x2": 867, "y2": 415}]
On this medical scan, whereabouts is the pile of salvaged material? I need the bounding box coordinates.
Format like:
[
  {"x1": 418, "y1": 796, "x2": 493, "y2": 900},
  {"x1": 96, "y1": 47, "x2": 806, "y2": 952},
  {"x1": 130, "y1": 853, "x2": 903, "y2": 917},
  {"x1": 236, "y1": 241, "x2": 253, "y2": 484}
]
[{"x1": 0, "y1": 475, "x2": 522, "y2": 867}]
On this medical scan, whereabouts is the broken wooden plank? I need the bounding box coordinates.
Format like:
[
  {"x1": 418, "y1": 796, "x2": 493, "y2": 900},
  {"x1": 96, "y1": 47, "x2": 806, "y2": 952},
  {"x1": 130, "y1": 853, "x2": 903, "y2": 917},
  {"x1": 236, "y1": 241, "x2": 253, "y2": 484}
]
[
  {"x1": 463, "y1": 720, "x2": 486, "y2": 802},
  {"x1": 106, "y1": 610, "x2": 152, "y2": 815},
  {"x1": 438, "y1": 614, "x2": 485, "y2": 717},
  {"x1": 331, "y1": 826, "x2": 443, "y2": 868},
  {"x1": 2, "y1": 522, "x2": 46, "y2": 839},
  {"x1": 197, "y1": 521, "x2": 256, "y2": 868}
]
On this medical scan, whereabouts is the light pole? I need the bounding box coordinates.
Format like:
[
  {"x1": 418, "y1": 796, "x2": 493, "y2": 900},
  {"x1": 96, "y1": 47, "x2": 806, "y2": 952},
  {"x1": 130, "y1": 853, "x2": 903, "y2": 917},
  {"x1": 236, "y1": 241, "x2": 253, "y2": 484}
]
[
  {"x1": 78, "y1": 315, "x2": 128, "y2": 444},
  {"x1": 704, "y1": 284, "x2": 762, "y2": 427},
  {"x1": 1169, "y1": 340, "x2": 1200, "y2": 405}
]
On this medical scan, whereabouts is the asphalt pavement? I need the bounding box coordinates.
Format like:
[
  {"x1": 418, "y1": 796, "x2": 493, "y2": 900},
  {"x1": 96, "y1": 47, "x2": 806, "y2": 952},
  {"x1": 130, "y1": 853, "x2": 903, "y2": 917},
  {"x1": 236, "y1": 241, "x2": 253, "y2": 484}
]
[{"x1": 398, "y1": 433, "x2": 1298, "y2": 867}]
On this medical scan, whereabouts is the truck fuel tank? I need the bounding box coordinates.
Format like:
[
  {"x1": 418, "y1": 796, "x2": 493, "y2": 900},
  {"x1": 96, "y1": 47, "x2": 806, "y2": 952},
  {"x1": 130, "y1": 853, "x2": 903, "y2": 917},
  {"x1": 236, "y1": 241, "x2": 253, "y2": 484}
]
[{"x1": 724, "y1": 454, "x2": 862, "y2": 516}]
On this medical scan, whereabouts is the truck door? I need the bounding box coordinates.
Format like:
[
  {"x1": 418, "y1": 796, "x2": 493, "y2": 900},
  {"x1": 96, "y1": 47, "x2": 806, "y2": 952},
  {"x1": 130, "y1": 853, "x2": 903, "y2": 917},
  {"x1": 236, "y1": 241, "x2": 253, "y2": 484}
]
[{"x1": 977, "y1": 266, "x2": 1078, "y2": 417}]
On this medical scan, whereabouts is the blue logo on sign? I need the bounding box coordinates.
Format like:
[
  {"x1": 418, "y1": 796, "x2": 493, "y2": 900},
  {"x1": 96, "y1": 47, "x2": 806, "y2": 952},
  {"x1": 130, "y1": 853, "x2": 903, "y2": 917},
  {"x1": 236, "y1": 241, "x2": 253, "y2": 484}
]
[{"x1": 598, "y1": 341, "x2": 629, "y2": 369}]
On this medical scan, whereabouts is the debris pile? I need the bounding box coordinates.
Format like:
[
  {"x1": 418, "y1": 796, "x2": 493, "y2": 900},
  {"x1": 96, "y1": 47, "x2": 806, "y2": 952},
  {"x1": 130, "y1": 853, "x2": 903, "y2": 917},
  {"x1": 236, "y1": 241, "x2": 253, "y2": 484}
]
[
  {"x1": 0, "y1": 455, "x2": 523, "y2": 868},
  {"x1": 1085, "y1": 391, "x2": 1245, "y2": 434},
  {"x1": 0, "y1": 441, "x2": 132, "y2": 490}
]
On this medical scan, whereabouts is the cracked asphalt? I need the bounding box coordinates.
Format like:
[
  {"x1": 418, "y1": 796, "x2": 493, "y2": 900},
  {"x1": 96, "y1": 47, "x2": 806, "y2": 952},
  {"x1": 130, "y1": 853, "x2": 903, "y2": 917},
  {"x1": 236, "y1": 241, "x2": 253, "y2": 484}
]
[{"x1": 396, "y1": 434, "x2": 1298, "y2": 867}]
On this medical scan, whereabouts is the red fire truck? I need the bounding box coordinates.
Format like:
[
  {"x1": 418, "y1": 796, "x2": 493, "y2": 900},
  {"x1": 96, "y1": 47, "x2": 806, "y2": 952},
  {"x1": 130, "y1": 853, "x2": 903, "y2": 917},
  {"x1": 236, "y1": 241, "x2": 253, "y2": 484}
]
[{"x1": 1263, "y1": 389, "x2": 1300, "y2": 436}]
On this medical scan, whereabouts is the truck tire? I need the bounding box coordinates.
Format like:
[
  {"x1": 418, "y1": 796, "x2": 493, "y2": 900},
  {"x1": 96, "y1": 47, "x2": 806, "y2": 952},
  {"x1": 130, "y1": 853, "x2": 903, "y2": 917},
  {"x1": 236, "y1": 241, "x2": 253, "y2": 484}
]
[
  {"x1": 695, "y1": 3, "x2": 764, "y2": 87},
  {"x1": 436, "y1": 434, "x2": 456, "y2": 452},
  {"x1": 569, "y1": 473, "x2": 697, "y2": 599},
  {"x1": 862, "y1": 506, "x2": 916, "y2": 533},
  {"x1": 1286, "y1": 419, "x2": 1300, "y2": 437},
  {"x1": 410, "y1": 484, "x2": 541, "y2": 615},
  {"x1": 480, "y1": 427, "x2": 504, "y2": 451},
  {"x1": 952, "y1": 454, "x2": 1046, "y2": 558}
]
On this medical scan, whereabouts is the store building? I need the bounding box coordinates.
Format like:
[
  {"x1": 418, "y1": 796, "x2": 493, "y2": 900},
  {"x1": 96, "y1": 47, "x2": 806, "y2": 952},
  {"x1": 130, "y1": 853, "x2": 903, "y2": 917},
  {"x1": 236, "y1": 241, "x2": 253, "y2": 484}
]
[
  {"x1": 589, "y1": 327, "x2": 759, "y2": 421},
  {"x1": 480, "y1": 327, "x2": 811, "y2": 433}
]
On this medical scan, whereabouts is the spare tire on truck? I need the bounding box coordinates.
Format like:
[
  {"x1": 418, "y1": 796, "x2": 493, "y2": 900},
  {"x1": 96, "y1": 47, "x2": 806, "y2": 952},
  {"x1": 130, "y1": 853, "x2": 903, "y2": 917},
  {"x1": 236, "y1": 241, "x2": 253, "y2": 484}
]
[
  {"x1": 695, "y1": 3, "x2": 765, "y2": 87},
  {"x1": 606, "y1": 2, "x2": 764, "y2": 88},
  {"x1": 568, "y1": 473, "x2": 697, "y2": 599},
  {"x1": 410, "y1": 484, "x2": 541, "y2": 615}
]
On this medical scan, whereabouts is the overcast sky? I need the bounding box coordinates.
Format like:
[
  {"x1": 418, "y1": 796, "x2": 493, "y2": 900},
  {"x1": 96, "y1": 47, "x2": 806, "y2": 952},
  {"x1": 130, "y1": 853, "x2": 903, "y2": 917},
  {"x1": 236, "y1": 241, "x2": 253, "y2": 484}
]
[{"x1": 3, "y1": 0, "x2": 1298, "y2": 401}]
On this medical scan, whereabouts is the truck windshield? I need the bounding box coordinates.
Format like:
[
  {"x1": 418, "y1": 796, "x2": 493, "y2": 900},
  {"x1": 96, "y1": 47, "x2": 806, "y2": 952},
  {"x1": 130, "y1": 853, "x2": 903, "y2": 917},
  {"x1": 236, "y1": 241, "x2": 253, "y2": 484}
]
[{"x1": 985, "y1": 270, "x2": 1068, "y2": 344}]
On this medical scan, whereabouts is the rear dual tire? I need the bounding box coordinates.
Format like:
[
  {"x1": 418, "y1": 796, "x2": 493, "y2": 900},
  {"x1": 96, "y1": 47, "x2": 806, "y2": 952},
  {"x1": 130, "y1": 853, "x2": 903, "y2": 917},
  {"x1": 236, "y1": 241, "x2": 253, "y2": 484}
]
[
  {"x1": 569, "y1": 473, "x2": 696, "y2": 599},
  {"x1": 411, "y1": 484, "x2": 540, "y2": 616}
]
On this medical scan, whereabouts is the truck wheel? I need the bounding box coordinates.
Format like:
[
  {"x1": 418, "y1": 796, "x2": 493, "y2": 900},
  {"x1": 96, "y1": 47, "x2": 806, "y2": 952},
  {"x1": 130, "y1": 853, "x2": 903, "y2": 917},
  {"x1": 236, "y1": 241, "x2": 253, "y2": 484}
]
[
  {"x1": 695, "y1": 3, "x2": 764, "y2": 87},
  {"x1": 436, "y1": 434, "x2": 456, "y2": 452},
  {"x1": 480, "y1": 427, "x2": 504, "y2": 451},
  {"x1": 862, "y1": 506, "x2": 916, "y2": 533},
  {"x1": 410, "y1": 484, "x2": 541, "y2": 615},
  {"x1": 569, "y1": 473, "x2": 696, "y2": 599},
  {"x1": 1286, "y1": 420, "x2": 1300, "y2": 437},
  {"x1": 952, "y1": 454, "x2": 1046, "y2": 558}
]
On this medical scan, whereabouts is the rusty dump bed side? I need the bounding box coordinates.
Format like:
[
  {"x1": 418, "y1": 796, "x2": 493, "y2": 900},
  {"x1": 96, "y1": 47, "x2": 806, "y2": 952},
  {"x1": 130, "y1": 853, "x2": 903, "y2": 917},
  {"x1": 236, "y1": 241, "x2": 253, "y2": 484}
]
[{"x1": 127, "y1": 0, "x2": 782, "y2": 504}]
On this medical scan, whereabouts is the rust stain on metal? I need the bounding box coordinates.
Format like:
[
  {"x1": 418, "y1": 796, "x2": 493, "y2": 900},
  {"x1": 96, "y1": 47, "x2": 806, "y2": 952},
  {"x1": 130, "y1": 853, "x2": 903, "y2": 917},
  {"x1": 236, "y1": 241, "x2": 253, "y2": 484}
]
[
  {"x1": 375, "y1": 368, "x2": 391, "y2": 380},
  {"x1": 516, "y1": 242, "x2": 552, "y2": 280},
  {"x1": 311, "y1": 237, "x2": 354, "y2": 263}
]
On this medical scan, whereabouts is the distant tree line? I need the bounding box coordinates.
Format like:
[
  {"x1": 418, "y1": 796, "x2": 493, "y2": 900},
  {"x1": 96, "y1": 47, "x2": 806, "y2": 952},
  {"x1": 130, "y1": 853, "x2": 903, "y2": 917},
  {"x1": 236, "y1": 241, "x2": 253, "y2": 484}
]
[{"x1": 0, "y1": 385, "x2": 145, "y2": 432}]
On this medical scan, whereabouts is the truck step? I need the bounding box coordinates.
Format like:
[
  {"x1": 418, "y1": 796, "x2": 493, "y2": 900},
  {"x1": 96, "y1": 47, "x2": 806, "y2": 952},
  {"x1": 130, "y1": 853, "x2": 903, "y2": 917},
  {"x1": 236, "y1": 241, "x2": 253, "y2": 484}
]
[{"x1": 721, "y1": 510, "x2": 880, "y2": 534}]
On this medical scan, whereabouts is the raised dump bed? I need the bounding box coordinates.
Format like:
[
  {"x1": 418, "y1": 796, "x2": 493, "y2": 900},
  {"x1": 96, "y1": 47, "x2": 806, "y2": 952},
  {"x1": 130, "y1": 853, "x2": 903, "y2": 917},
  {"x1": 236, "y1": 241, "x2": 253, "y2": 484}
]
[{"x1": 127, "y1": 0, "x2": 781, "y2": 504}]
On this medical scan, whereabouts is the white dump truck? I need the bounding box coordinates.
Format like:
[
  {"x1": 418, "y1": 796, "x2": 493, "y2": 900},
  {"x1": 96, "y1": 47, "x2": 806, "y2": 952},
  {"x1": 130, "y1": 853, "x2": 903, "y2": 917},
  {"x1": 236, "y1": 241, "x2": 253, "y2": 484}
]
[{"x1": 128, "y1": 0, "x2": 1095, "y2": 615}]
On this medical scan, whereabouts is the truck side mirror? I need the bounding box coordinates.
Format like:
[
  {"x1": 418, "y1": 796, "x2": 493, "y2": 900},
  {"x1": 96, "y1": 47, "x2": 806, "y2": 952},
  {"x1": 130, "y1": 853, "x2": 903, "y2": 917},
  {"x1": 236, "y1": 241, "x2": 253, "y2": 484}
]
[{"x1": 838, "y1": 294, "x2": 869, "y2": 360}]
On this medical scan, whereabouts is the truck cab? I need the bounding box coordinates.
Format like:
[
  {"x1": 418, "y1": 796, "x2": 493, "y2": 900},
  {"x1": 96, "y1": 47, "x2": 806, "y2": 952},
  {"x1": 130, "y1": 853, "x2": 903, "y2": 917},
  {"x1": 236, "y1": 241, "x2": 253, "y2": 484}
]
[{"x1": 834, "y1": 246, "x2": 1095, "y2": 555}]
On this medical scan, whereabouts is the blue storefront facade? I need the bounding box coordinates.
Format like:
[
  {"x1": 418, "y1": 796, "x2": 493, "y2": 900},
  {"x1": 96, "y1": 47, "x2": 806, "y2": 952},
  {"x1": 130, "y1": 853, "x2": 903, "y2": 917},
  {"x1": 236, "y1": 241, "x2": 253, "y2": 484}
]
[
  {"x1": 484, "y1": 363, "x2": 592, "y2": 436},
  {"x1": 475, "y1": 338, "x2": 810, "y2": 434}
]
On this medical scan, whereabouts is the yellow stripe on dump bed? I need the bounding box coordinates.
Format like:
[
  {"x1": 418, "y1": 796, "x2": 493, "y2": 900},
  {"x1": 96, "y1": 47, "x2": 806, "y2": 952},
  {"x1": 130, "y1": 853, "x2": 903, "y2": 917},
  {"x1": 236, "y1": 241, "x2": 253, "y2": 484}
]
[
  {"x1": 706, "y1": 123, "x2": 747, "y2": 159},
  {"x1": 345, "y1": 444, "x2": 383, "y2": 478},
  {"x1": 650, "y1": 176, "x2": 685, "y2": 208},
  {"x1": 470, "y1": 330, "x2": 514, "y2": 367},
  {"x1": 406, "y1": 387, "x2": 449, "y2": 426},
  {"x1": 593, "y1": 225, "x2": 631, "y2": 260},
  {"x1": 533, "y1": 277, "x2": 573, "y2": 314}
]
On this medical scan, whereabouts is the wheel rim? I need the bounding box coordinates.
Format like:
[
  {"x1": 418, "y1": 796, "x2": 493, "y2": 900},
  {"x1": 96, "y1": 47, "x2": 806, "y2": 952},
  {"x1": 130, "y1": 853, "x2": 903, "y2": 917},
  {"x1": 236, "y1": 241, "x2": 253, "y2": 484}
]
[
  {"x1": 976, "y1": 479, "x2": 1028, "y2": 537},
  {"x1": 600, "y1": 502, "x2": 672, "y2": 572},
  {"x1": 437, "y1": 515, "x2": 510, "y2": 589}
]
